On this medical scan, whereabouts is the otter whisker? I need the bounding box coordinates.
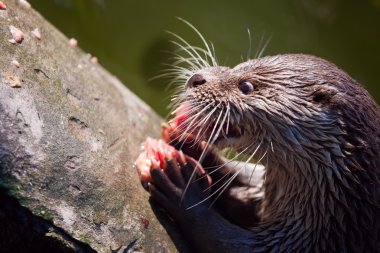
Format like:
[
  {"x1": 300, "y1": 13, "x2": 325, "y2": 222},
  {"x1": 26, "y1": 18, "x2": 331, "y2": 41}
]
[
  {"x1": 166, "y1": 86, "x2": 186, "y2": 101},
  {"x1": 247, "y1": 148, "x2": 268, "y2": 186},
  {"x1": 165, "y1": 59, "x2": 198, "y2": 73},
  {"x1": 174, "y1": 101, "x2": 203, "y2": 116},
  {"x1": 202, "y1": 163, "x2": 239, "y2": 193},
  {"x1": 193, "y1": 118, "x2": 253, "y2": 186},
  {"x1": 181, "y1": 103, "x2": 218, "y2": 146},
  {"x1": 148, "y1": 71, "x2": 185, "y2": 82},
  {"x1": 174, "y1": 45, "x2": 217, "y2": 65},
  {"x1": 166, "y1": 102, "x2": 204, "y2": 125},
  {"x1": 175, "y1": 45, "x2": 210, "y2": 70},
  {"x1": 176, "y1": 103, "x2": 215, "y2": 145},
  {"x1": 164, "y1": 55, "x2": 199, "y2": 71},
  {"x1": 191, "y1": 121, "x2": 212, "y2": 147},
  {"x1": 189, "y1": 103, "x2": 223, "y2": 151},
  {"x1": 224, "y1": 102, "x2": 231, "y2": 137},
  {"x1": 189, "y1": 105, "x2": 229, "y2": 179},
  {"x1": 184, "y1": 138, "x2": 259, "y2": 210},
  {"x1": 167, "y1": 60, "x2": 199, "y2": 74},
  {"x1": 255, "y1": 34, "x2": 272, "y2": 59},
  {"x1": 162, "y1": 62, "x2": 197, "y2": 76},
  {"x1": 167, "y1": 32, "x2": 210, "y2": 69},
  {"x1": 211, "y1": 107, "x2": 229, "y2": 144},
  {"x1": 210, "y1": 42, "x2": 218, "y2": 67},
  {"x1": 247, "y1": 28, "x2": 252, "y2": 61},
  {"x1": 193, "y1": 142, "x2": 255, "y2": 185},
  {"x1": 149, "y1": 66, "x2": 192, "y2": 92},
  {"x1": 170, "y1": 100, "x2": 202, "y2": 114},
  {"x1": 185, "y1": 163, "x2": 246, "y2": 210},
  {"x1": 169, "y1": 37, "x2": 207, "y2": 66},
  {"x1": 191, "y1": 105, "x2": 228, "y2": 147},
  {"x1": 197, "y1": 105, "x2": 224, "y2": 150},
  {"x1": 172, "y1": 47, "x2": 209, "y2": 71},
  {"x1": 169, "y1": 40, "x2": 209, "y2": 69},
  {"x1": 207, "y1": 144, "x2": 263, "y2": 209},
  {"x1": 169, "y1": 105, "x2": 213, "y2": 149},
  {"x1": 168, "y1": 110, "x2": 205, "y2": 139},
  {"x1": 168, "y1": 94, "x2": 191, "y2": 111},
  {"x1": 201, "y1": 147, "x2": 248, "y2": 173},
  {"x1": 164, "y1": 79, "x2": 187, "y2": 97},
  {"x1": 176, "y1": 17, "x2": 218, "y2": 67},
  {"x1": 180, "y1": 105, "x2": 223, "y2": 204}
]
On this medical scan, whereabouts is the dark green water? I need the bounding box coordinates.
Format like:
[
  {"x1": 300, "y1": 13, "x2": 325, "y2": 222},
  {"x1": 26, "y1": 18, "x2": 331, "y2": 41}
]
[{"x1": 30, "y1": 0, "x2": 380, "y2": 116}]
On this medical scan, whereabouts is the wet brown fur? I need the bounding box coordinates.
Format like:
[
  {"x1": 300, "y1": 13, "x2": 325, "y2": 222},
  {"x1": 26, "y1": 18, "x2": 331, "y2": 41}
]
[{"x1": 171, "y1": 54, "x2": 380, "y2": 252}]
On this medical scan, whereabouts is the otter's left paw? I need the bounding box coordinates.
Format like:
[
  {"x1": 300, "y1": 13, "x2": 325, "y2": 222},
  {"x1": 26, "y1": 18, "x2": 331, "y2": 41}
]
[
  {"x1": 150, "y1": 156, "x2": 212, "y2": 218},
  {"x1": 135, "y1": 138, "x2": 212, "y2": 221}
]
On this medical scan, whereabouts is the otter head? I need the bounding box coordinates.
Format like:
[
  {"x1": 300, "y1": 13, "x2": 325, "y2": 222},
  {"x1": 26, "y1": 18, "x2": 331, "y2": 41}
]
[{"x1": 172, "y1": 54, "x2": 379, "y2": 173}]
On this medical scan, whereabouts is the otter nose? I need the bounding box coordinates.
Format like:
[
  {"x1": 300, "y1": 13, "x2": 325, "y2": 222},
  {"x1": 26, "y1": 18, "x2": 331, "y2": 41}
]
[{"x1": 186, "y1": 74, "x2": 206, "y2": 88}]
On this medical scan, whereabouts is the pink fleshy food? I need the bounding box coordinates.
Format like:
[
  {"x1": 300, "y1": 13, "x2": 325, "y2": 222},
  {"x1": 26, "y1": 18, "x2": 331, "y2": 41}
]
[
  {"x1": 162, "y1": 101, "x2": 211, "y2": 144},
  {"x1": 135, "y1": 137, "x2": 178, "y2": 182},
  {"x1": 162, "y1": 102, "x2": 193, "y2": 142},
  {"x1": 170, "y1": 102, "x2": 191, "y2": 128}
]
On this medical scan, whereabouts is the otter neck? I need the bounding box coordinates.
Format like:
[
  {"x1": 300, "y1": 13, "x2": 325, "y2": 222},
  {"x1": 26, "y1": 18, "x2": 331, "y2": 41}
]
[{"x1": 260, "y1": 154, "x2": 343, "y2": 223}]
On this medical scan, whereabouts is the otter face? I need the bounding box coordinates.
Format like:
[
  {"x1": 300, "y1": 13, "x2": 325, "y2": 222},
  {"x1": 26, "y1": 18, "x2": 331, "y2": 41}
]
[
  {"x1": 171, "y1": 54, "x2": 357, "y2": 163},
  {"x1": 173, "y1": 65, "x2": 253, "y2": 150}
]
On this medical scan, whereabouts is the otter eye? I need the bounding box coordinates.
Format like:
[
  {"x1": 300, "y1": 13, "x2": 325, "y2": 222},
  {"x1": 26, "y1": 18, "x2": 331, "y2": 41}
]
[{"x1": 238, "y1": 81, "x2": 254, "y2": 95}]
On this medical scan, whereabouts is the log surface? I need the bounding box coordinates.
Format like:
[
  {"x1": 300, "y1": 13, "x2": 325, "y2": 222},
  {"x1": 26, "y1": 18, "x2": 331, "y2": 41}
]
[{"x1": 0, "y1": 1, "x2": 186, "y2": 252}]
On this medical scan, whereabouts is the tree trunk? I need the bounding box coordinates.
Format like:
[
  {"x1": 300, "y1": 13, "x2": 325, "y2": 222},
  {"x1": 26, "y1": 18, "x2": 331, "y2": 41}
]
[{"x1": 0, "y1": 1, "x2": 187, "y2": 252}]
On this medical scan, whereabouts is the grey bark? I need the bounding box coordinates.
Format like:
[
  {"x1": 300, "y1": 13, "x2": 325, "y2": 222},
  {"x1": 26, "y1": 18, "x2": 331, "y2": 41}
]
[{"x1": 0, "y1": 1, "x2": 187, "y2": 252}]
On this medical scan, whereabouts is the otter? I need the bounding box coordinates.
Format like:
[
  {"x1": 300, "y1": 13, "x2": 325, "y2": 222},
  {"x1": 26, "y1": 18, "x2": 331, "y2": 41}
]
[{"x1": 136, "y1": 53, "x2": 380, "y2": 252}]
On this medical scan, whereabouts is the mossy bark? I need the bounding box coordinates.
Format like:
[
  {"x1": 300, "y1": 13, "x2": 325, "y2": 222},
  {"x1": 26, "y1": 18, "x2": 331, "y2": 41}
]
[{"x1": 0, "y1": 1, "x2": 187, "y2": 252}]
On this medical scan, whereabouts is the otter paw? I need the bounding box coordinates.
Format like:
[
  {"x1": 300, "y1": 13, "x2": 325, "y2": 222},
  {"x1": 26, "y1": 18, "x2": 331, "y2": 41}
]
[
  {"x1": 150, "y1": 156, "x2": 212, "y2": 220},
  {"x1": 135, "y1": 137, "x2": 212, "y2": 218}
]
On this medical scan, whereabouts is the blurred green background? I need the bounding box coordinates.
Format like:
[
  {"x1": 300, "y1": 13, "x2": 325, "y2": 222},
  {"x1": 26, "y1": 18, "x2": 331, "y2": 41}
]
[{"x1": 29, "y1": 0, "x2": 380, "y2": 116}]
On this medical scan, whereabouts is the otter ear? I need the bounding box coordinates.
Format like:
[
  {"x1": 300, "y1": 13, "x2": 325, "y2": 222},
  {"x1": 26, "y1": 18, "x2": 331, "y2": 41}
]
[{"x1": 312, "y1": 87, "x2": 338, "y2": 103}]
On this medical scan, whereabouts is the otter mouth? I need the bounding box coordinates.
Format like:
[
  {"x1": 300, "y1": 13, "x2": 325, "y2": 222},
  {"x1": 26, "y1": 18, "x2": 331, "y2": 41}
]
[
  {"x1": 171, "y1": 102, "x2": 245, "y2": 146},
  {"x1": 214, "y1": 123, "x2": 244, "y2": 142}
]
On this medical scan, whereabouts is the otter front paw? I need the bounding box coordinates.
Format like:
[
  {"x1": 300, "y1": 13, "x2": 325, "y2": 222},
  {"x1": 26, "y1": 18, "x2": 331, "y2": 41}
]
[
  {"x1": 150, "y1": 159, "x2": 212, "y2": 220},
  {"x1": 135, "y1": 138, "x2": 212, "y2": 221}
]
